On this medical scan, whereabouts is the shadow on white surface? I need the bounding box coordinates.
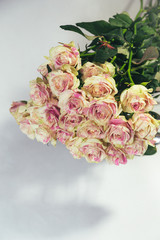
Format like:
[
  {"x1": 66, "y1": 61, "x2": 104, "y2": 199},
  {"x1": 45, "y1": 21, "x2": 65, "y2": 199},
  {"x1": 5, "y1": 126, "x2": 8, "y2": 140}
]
[{"x1": 0, "y1": 120, "x2": 111, "y2": 239}]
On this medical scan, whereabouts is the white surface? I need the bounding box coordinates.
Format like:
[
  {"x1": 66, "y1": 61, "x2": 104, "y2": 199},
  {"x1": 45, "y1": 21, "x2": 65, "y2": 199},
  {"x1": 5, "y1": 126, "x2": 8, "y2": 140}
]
[{"x1": 0, "y1": 0, "x2": 160, "y2": 240}]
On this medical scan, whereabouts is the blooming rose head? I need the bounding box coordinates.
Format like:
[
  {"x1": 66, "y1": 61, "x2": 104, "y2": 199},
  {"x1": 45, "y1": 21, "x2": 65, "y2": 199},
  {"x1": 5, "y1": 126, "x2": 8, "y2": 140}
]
[
  {"x1": 131, "y1": 113, "x2": 159, "y2": 140},
  {"x1": 49, "y1": 41, "x2": 81, "y2": 70},
  {"x1": 37, "y1": 60, "x2": 53, "y2": 77},
  {"x1": 10, "y1": 101, "x2": 28, "y2": 123},
  {"x1": 58, "y1": 113, "x2": 84, "y2": 132},
  {"x1": 79, "y1": 139, "x2": 106, "y2": 163},
  {"x1": 106, "y1": 144, "x2": 127, "y2": 165},
  {"x1": 125, "y1": 137, "x2": 148, "y2": 156},
  {"x1": 30, "y1": 78, "x2": 51, "y2": 106},
  {"x1": 58, "y1": 89, "x2": 89, "y2": 114},
  {"x1": 57, "y1": 128, "x2": 74, "y2": 144},
  {"x1": 19, "y1": 119, "x2": 36, "y2": 140},
  {"x1": 66, "y1": 137, "x2": 84, "y2": 159},
  {"x1": 104, "y1": 117, "x2": 134, "y2": 147},
  {"x1": 120, "y1": 85, "x2": 157, "y2": 113},
  {"x1": 35, "y1": 125, "x2": 52, "y2": 144},
  {"x1": 30, "y1": 101, "x2": 60, "y2": 129},
  {"x1": 80, "y1": 61, "x2": 115, "y2": 81},
  {"x1": 47, "y1": 70, "x2": 79, "y2": 97},
  {"x1": 77, "y1": 120, "x2": 105, "y2": 139},
  {"x1": 80, "y1": 62, "x2": 105, "y2": 81},
  {"x1": 99, "y1": 62, "x2": 115, "y2": 77},
  {"x1": 83, "y1": 96, "x2": 118, "y2": 125},
  {"x1": 82, "y1": 75, "x2": 117, "y2": 98},
  {"x1": 19, "y1": 113, "x2": 56, "y2": 144}
]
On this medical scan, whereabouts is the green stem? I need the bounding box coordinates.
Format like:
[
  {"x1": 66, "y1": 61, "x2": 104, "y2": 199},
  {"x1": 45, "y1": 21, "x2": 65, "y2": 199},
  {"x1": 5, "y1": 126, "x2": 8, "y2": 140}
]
[
  {"x1": 83, "y1": 45, "x2": 97, "y2": 54},
  {"x1": 119, "y1": 63, "x2": 127, "y2": 72},
  {"x1": 80, "y1": 52, "x2": 96, "y2": 57},
  {"x1": 111, "y1": 56, "x2": 116, "y2": 63},
  {"x1": 128, "y1": 44, "x2": 134, "y2": 85},
  {"x1": 135, "y1": 0, "x2": 144, "y2": 19}
]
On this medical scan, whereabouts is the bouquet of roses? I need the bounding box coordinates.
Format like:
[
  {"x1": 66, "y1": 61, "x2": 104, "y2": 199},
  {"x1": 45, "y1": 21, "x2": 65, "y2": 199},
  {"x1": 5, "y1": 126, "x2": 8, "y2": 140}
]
[{"x1": 10, "y1": 0, "x2": 160, "y2": 165}]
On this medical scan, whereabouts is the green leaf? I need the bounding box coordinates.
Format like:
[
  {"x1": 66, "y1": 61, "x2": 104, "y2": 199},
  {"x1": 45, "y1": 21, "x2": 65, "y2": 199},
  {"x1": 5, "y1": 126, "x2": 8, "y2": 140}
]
[
  {"x1": 140, "y1": 25, "x2": 155, "y2": 35},
  {"x1": 104, "y1": 28, "x2": 125, "y2": 45},
  {"x1": 146, "y1": 79, "x2": 159, "y2": 91},
  {"x1": 144, "y1": 145, "x2": 157, "y2": 155},
  {"x1": 141, "y1": 81, "x2": 151, "y2": 86},
  {"x1": 133, "y1": 33, "x2": 148, "y2": 47},
  {"x1": 120, "y1": 111, "x2": 134, "y2": 120},
  {"x1": 149, "y1": 12, "x2": 158, "y2": 27},
  {"x1": 60, "y1": 24, "x2": 85, "y2": 37},
  {"x1": 142, "y1": 38, "x2": 153, "y2": 48},
  {"x1": 149, "y1": 111, "x2": 160, "y2": 120},
  {"x1": 124, "y1": 30, "x2": 133, "y2": 42},
  {"x1": 76, "y1": 21, "x2": 114, "y2": 35},
  {"x1": 132, "y1": 46, "x2": 159, "y2": 64},
  {"x1": 94, "y1": 48, "x2": 117, "y2": 63},
  {"x1": 109, "y1": 13, "x2": 133, "y2": 28},
  {"x1": 131, "y1": 73, "x2": 148, "y2": 84}
]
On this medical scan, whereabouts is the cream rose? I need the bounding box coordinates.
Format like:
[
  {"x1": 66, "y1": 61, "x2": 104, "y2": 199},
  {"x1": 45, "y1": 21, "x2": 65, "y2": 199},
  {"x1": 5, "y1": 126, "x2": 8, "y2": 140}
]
[
  {"x1": 104, "y1": 117, "x2": 134, "y2": 147},
  {"x1": 47, "y1": 70, "x2": 79, "y2": 97},
  {"x1": 83, "y1": 96, "x2": 118, "y2": 125},
  {"x1": 30, "y1": 78, "x2": 51, "y2": 106},
  {"x1": 35, "y1": 125, "x2": 52, "y2": 144},
  {"x1": 77, "y1": 120, "x2": 105, "y2": 139},
  {"x1": 66, "y1": 137, "x2": 84, "y2": 159},
  {"x1": 49, "y1": 41, "x2": 81, "y2": 70},
  {"x1": 120, "y1": 85, "x2": 157, "y2": 113},
  {"x1": 125, "y1": 137, "x2": 148, "y2": 156},
  {"x1": 57, "y1": 128, "x2": 74, "y2": 144},
  {"x1": 106, "y1": 144, "x2": 127, "y2": 165},
  {"x1": 79, "y1": 139, "x2": 106, "y2": 163},
  {"x1": 80, "y1": 61, "x2": 115, "y2": 81},
  {"x1": 58, "y1": 89, "x2": 89, "y2": 114},
  {"x1": 19, "y1": 119, "x2": 36, "y2": 140},
  {"x1": 30, "y1": 101, "x2": 60, "y2": 129},
  {"x1": 37, "y1": 60, "x2": 53, "y2": 77},
  {"x1": 99, "y1": 62, "x2": 115, "y2": 77},
  {"x1": 82, "y1": 75, "x2": 117, "y2": 98},
  {"x1": 132, "y1": 113, "x2": 159, "y2": 140},
  {"x1": 58, "y1": 113, "x2": 84, "y2": 132},
  {"x1": 10, "y1": 101, "x2": 28, "y2": 123}
]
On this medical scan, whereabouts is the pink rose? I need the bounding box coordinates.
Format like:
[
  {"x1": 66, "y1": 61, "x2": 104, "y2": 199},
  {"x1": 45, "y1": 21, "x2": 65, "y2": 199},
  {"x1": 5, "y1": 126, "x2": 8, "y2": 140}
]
[
  {"x1": 80, "y1": 61, "x2": 115, "y2": 81},
  {"x1": 105, "y1": 117, "x2": 134, "y2": 147},
  {"x1": 57, "y1": 128, "x2": 74, "y2": 144},
  {"x1": 35, "y1": 126, "x2": 52, "y2": 144},
  {"x1": 66, "y1": 137, "x2": 84, "y2": 159},
  {"x1": 125, "y1": 137, "x2": 148, "y2": 156},
  {"x1": 106, "y1": 144, "x2": 127, "y2": 165},
  {"x1": 47, "y1": 70, "x2": 79, "y2": 97},
  {"x1": 49, "y1": 41, "x2": 81, "y2": 70},
  {"x1": 20, "y1": 118, "x2": 55, "y2": 144},
  {"x1": 120, "y1": 85, "x2": 157, "y2": 113},
  {"x1": 33, "y1": 102, "x2": 60, "y2": 129},
  {"x1": 132, "y1": 113, "x2": 159, "y2": 140},
  {"x1": 37, "y1": 61, "x2": 53, "y2": 77},
  {"x1": 58, "y1": 89, "x2": 89, "y2": 114},
  {"x1": 83, "y1": 96, "x2": 118, "y2": 125},
  {"x1": 77, "y1": 120, "x2": 105, "y2": 139},
  {"x1": 80, "y1": 62, "x2": 105, "y2": 81},
  {"x1": 82, "y1": 75, "x2": 117, "y2": 98},
  {"x1": 19, "y1": 119, "x2": 36, "y2": 140},
  {"x1": 30, "y1": 78, "x2": 51, "y2": 106},
  {"x1": 10, "y1": 101, "x2": 28, "y2": 123},
  {"x1": 58, "y1": 113, "x2": 84, "y2": 131},
  {"x1": 79, "y1": 139, "x2": 106, "y2": 163}
]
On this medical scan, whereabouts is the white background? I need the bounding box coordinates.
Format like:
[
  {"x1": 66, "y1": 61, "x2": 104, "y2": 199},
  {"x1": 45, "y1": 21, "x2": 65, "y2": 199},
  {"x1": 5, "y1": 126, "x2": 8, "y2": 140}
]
[{"x1": 1, "y1": 0, "x2": 160, "y2": 239}]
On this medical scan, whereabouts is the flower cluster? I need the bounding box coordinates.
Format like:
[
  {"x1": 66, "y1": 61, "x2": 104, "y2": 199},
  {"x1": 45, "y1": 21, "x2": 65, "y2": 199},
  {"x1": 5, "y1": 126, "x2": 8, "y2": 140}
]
[{"x1": 10, "y1": 41, "x2": 160, "y2": 165}]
